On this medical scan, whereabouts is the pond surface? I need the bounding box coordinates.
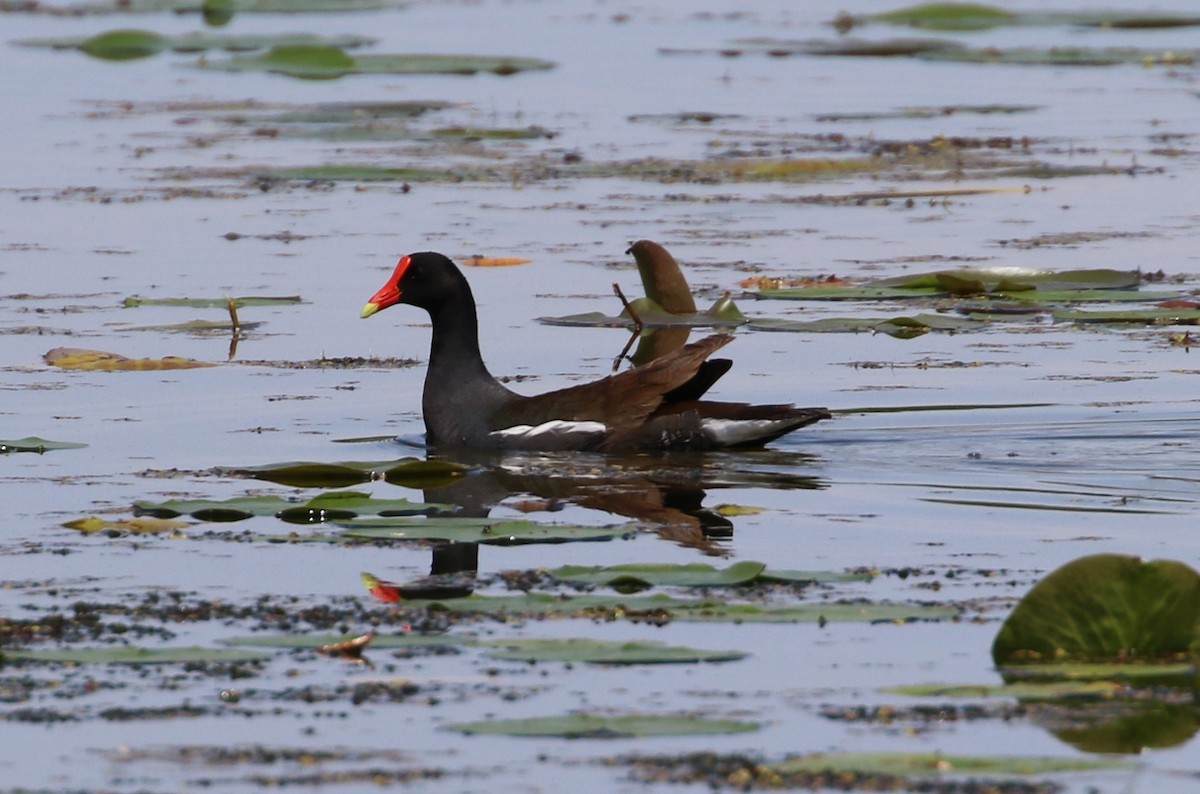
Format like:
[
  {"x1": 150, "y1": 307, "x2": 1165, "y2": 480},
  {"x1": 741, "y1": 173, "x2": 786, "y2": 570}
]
[{"x1": 2, "y1": 0, "x2": 1200, "y2": 791}]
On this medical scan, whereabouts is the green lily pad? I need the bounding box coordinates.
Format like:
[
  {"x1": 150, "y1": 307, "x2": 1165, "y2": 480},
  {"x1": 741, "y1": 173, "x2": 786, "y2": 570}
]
[
  {"x1": 1053, "y1": 308, "x2": 1200, "y2": 325},
  {"x1": 0, "y1": 436, "x2": 88, "y2": 454},
  {"x1": 16, "y1": 0, "x2": 394, "y2": 14},
  {"x1": 202, "y1": 0, "x2": 233, "y2": 26},
  {"x1": 875, "y1": 267, "x2": 1141, "y2": 293},
  {"x1": 771, "y1": 752, "x2": 1128, "y2": 778},
  {"x1": 447, "y1": 713, "x2": 759, "y2": 738},
  {"x1": 127, "y1": 319, "x2": 264, "y2": 334},
  {"x1": 919, "y1": 46, "x2": 1200, "y2": 67},
  {"x1": 547, "y1": 561, "x2": 766, "y2": 589},
  {"x1": 134, "y1": 491, "x2": 445, "y2": 523},
  {"x1": 885, "y1": 680, "x2": 1126, "y2": 700},
  {"x1": 997, "y1": 662, "x2": 1198, "y2": 684},
  {"x1": 849, "y1": 3, "x2": 1200, "y2": 32},
  {"x1": 538, "y1": 296, "x2": 747, "y2": 329},
  {"x1": 748, "y1": 314, "x2": 984, "y2": 337},
  {"x1": 401, "y1": 593, "x2": 958, "y2": 624},
  {"x1": 992, "y1": 554, "x2": 1200, "y2": 665},
  {"x1": 862, "y1": 3, "x2": 1018, "y2": 31},
  {"x1": 78, "y1": 29, "x2": 165, "y2": 60},
  {"x1": 481, "y1": 638, "x2": 746, "y2": 665},
  {"x1": 253, "y1": 165, "x2": 463, "y2": 183},
  {"x1": 3, "y1": 646, "x2": 271, "y2": 664},
  {"x1": 20, "y1": 31, "x2": 374, "y2": 57},
  {"x1": 229, "y1": 459, "x2": 469, "y2": 488},
  {"x1": 221, "y1": 633, "x2": 463, "y2": 649},
  {"x1": 759, "y1": 568, "x2": 875, "y2": 584},
  {"x1": 340, "y1": 518, "x2": 638, "y2": 545},
  {"x1": 756, "y1": 285, "x2": 947, "y2": 300},
  {"x1": 122, "y1": 296, "x2": 303, "y2": 308},
  {"x1": 199, "y1": 45, "x2": 556, "y2": 79}
]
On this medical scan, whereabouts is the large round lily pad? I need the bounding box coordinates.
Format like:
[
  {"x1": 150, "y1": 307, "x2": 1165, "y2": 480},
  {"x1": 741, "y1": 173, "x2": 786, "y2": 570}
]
[{"x1": 992, "y1": 554, "x2": 1200, "y2": 665}]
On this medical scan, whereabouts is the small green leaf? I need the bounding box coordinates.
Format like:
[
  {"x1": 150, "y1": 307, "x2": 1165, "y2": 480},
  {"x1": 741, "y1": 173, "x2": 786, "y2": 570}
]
[
  {"x1": 255, "y1": 44, "x2": 356, "y2": 79},
  {"x1": 0, "y1": 436, "x2": 87, "y2": 454},
  {"x1": 79, "y1": 29, "x2": 166, "y2": 60}
]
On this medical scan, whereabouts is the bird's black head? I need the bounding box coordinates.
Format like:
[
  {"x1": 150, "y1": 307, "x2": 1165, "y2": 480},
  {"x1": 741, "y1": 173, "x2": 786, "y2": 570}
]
[{"x1": 361, "y1": 252, "x2": 466, "y2": 318}]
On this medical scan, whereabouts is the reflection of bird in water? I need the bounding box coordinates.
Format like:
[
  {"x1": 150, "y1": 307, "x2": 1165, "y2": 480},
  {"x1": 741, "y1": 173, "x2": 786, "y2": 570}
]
[{"x1": 384, "y1": 449, "x2": 825, "y2": 601}]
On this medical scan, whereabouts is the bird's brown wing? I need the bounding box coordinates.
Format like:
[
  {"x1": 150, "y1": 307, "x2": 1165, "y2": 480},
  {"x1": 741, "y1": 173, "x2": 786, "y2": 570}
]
[{"x1": 490, "y1": 334, "x2": 733, "y2": 431}]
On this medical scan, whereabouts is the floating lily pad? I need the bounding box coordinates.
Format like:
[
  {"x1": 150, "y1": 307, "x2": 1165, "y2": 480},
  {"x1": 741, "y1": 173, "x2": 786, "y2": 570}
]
[
  {"x1": 3, "y1": 646, "x2": 271, "y2": 664},
  {"x1": 0, "y1": 436, "x2": 88, "y2": 454},
  {"x1": 401, "y1": 593, "x2": 958, "y2": 624},
  {"x1": 539, "y1": 296, "x2": 746, "y2": 329},
  {"x1": 447, "y1": 713, "x2": 759, "y2": 738},
  {"x1": 756, "y1": 285, "x2": 946, "y2": 301},
  {"x1": 992, "y1": 554, "x2": 1200, "y2": 666},
  {"x1": 770, "y1": 751, "x2": 1129, "y2": 778},
  {"x1": 79, "y1": 29, "x2": 165, "y2": 60},
  {"x1": 878, "y1": 266, "x2": 1143, "y2": 292},
  {"x1": 846, "y1": 3, "x2": 1200, "y2": 32},
  {"x1": 127, "y1": 319, "x2": 263, "y2": 334},
  {"x1": 1052, "y1": 308, "x2": 1200, "y2": 325},
  {"x1": 199, "y1": 45, "x2": 555, "y2": 79},
  {"x1": 221, "y1": 633, "x2": 462, "y2": 650},
  {"x1": 229, "y1": 459, "x2": 469, "y2": 488},
  {"x1": 885, "y1": 680, "x2": 1125, "y2": 701},
  {"x1": 134, "y1": 491, "x2": 445, "y2": 523},
  {"x1": 748, "y1": 314, "x2": 984, "y2": 338},
  {"x1": 44, "y1": 348, "x2": 215, "y2": 371},
  {"x1": 122, "y1": 295, "x2": 302, "y2": 308},
  {"x1": 919, "y1": 46, "x2": 1200, "y2": 67},
  {"x1": 996, "y1": 662, "x2": 1198, "y2": 684},
  {"x1": 481, "y1": 638, "x2": 746, "y2": 665},
  {"x1": 252, "y1": 165, "x2": 463, "y2": 183},
  {"x1": 12, "y1": 0, "x2": 395, "y2": 14},
  {"x1": 547, "y1": 561, "x2": 766, "y2": 589},
  {"x1": 340, "y1": 518, "x2": 638, "y2": 545},
  {"x1": 19, "y1": 30, "x2": 374, "y2": 58},
  {"x1": 63, "y1": 516, "x2": 190, "y2": 534}
]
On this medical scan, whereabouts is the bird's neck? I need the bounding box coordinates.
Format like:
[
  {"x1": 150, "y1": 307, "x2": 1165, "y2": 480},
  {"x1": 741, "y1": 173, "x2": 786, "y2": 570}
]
[{"x1": 427, "y1": 296, "x2": 494, "y2": 383}]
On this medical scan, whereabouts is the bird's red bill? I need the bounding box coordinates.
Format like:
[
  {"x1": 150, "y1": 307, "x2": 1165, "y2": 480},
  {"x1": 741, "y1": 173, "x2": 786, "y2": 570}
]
[{"x1": 360, "y1": 255, "x2": 411, "y2": 318}]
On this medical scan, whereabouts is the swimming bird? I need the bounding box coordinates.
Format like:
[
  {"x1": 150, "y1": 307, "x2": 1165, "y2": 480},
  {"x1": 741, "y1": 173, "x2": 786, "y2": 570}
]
[{"x1": 361, "y1": 252, "x2": 828, "y2": 451}]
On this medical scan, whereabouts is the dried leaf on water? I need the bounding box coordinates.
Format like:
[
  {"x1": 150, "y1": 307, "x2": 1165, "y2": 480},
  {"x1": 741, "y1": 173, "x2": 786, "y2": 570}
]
[
  {"x1": 44, "y1": 348, "x2": 215, "y2": 371},
  {"x1": 63, "y1": 516, "x2": 190, "y2": 534}
]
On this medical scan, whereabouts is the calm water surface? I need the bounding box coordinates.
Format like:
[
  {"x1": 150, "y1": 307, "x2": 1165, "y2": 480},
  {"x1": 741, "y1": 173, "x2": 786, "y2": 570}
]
[{"x1": 2, "y1": 1, "x2": 1200, "y2": 791}]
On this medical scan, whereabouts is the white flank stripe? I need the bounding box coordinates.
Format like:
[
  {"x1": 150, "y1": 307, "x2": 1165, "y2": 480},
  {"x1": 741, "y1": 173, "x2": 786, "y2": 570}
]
[
  {"x1": 490, "y1": 420, "x2": 607, "y2": 440},
  {"x1": 701, "y1": 418, "x2": 798, "y2": 446}
]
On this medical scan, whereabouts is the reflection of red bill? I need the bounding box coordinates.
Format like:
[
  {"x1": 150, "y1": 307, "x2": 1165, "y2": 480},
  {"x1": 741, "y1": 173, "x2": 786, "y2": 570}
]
[{"x1": 361, "y1": 572, "x2": 402, "y2": 603}]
